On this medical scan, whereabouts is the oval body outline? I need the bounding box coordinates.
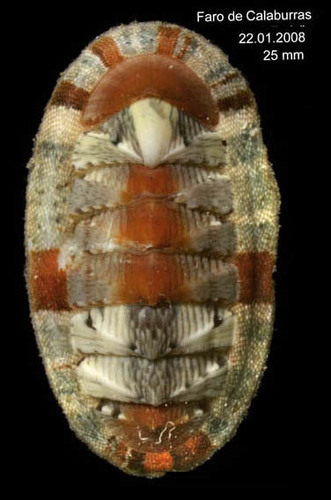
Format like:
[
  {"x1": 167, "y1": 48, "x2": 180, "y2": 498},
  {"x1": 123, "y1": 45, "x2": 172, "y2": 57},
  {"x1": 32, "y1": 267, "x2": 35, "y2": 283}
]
[{"x1": 25, "y1": 21, "x2": 280, "y2": 477}]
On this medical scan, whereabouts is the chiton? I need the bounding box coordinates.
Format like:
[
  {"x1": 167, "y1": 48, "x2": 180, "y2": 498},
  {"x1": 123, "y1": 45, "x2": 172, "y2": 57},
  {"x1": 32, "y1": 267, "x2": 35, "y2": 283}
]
[{"x1": 25, "y1": 21, "x2": 280, "y2": 477}]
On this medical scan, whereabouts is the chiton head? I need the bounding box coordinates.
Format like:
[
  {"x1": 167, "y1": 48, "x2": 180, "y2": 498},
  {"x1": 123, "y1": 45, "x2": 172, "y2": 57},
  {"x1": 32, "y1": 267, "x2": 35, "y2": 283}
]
[{"x1": 25, "y1": 21, "x2": 280, "y2": 477}]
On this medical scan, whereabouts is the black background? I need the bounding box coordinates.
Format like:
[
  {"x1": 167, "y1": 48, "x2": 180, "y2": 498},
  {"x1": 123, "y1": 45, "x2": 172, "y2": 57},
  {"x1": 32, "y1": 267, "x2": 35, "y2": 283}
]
[{"x1": 11, "y1": 0, "x2": 322, "y2": 492}]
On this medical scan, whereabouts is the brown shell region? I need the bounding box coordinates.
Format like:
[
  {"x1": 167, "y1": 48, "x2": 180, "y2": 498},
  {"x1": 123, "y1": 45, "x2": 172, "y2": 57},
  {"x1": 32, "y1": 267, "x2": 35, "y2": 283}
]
[{"x1": 81, "y1": 54, "x2": 219, "y2": 128}]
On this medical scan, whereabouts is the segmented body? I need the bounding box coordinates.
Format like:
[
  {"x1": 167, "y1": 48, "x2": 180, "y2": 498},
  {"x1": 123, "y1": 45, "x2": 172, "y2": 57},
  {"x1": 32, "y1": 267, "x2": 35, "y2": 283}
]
[{"x1": 25, "y1": 22, "x2": 280, "y2": 477}]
